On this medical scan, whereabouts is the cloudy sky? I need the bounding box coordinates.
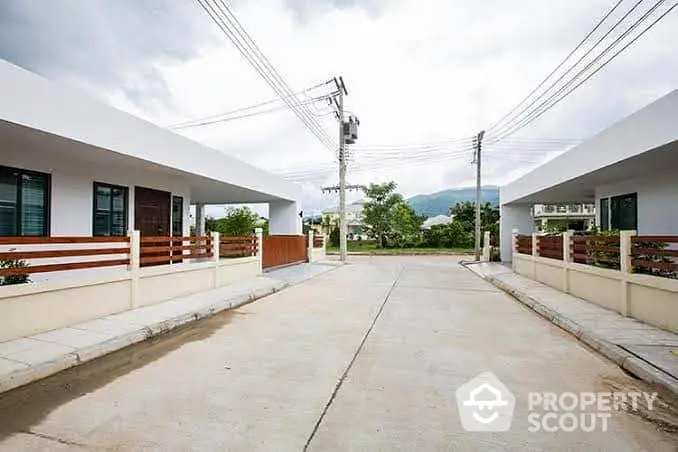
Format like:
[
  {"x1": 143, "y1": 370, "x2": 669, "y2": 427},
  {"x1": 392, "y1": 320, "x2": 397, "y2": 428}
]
[{"x1": 1, "y1": 0, "x2": 676, "y2": 216}]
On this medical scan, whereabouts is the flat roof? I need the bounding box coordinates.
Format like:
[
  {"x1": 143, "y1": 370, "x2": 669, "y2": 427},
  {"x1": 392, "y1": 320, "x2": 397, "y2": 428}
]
[
  {"x1": 0, "y1": 59, "x2": 302, "y2": 203},
  {"x1": 501, "y1": 90, "x2": 678, "y2": 205}
]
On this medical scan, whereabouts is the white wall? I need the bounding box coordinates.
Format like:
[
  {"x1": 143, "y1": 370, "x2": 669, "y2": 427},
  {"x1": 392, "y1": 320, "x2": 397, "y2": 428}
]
[
  {"x1": 2, "y1": 143, "x2": 191, "y2": 236},
  {"x1": 269, "y1": 200, "x2": 302, "y2": 235},
  {"x1": 595, "y1": 168, "x2": 678, "y2": 234},
  {"x1": 500, "y1": 203, "x2": 532, "y2": 262}
]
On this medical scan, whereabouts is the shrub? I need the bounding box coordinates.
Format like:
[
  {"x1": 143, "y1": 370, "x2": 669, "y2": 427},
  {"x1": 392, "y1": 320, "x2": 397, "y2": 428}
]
[{"x1": 1, "y1": 250, "x2": 30, "y2": 285}]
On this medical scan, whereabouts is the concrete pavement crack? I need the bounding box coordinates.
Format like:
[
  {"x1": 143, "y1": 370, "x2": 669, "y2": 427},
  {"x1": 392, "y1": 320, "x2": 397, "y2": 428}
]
[
  {"x1": 20, "y1": 430, "x2": 90, "y2": 448},
  {"x1": 303, "y1": 265, "x2": 407, "y2": 451}
]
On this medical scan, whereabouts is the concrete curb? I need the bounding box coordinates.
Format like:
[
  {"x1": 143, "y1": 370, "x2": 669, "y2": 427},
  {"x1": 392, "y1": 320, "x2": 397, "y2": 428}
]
[
  {"x1": 466, "y1": 266, "x2": 678, "y2": 396},
  {"x1": 0, "y1": 280, "x2": 287, "y2": 395}
]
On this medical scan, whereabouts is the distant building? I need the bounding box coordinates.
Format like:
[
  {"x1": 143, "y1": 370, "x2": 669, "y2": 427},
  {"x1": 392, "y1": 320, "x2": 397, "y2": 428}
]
[
  {"x1": 422, "y1": 214, "x2": 453, "y2": 229},
  {"x1": 322, "y1": 200, "x2": 368, "y2": 240},
  {"x1": 532, "y1": 204, "x2": 595, "y2": 232}
]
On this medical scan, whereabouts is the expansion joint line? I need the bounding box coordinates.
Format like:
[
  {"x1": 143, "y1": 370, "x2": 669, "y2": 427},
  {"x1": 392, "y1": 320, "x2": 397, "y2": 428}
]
[{"x1": 303, "y1": 264, "x2": 407, "y2": 451}]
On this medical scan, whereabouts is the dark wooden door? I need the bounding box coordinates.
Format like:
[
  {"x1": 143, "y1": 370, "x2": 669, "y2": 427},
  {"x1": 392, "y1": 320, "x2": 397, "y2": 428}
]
[{"x1": 135, "y1": 186, "x2": 171, "y2": 266}]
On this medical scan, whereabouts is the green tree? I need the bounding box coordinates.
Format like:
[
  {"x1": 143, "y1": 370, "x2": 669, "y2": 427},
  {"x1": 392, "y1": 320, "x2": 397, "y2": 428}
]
[
  {"x1": 206, "y1": 207, "x2": 259, "y2": 236},
  {"x1": 362, "y1": 181, "x2": 404, "y2": 248},
  {"x1": 449, "y1": 201, "x2": 499, "y2": 234},
  {"x1": 389, "y1": 202, "x2": 423, "y2": 247}
]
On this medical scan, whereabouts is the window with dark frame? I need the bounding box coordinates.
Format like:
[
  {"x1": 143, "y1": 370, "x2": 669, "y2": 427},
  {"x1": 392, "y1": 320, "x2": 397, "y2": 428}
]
[
  {"x1": 599, "y1": 197, "x2": 609, "y2": 231},
  {"x1": 93, "y1": 182, "x2": 128, "y2": 236},
  {"x1": 172, "y1": 196, "x2": 183, "y2": 237},
  {"x1": 0, "y1": 165, "x2": 50, "y2": 236},
  {"x1": 610, "y1": 192, "x2": 637, "y2": 231}
]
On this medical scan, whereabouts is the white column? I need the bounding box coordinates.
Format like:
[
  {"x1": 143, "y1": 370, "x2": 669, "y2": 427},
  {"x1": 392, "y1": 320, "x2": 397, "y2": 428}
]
[
  {"x1": 562, "y1": 230, "x2": 572, "y2": 293},
  {"x1": 619, "y1": 229, "x2": 636, "y2": 316},
  {"x1": 500, "y1": 203, "x2": 533, "y2": 263},
  {"x1": 255, "y1": 227, "x2": 263, "y2": 274},
  {"x1": 195, "y1": 203, "x2": 206, "y2": 236},
  {"x1": 482, "y1": 231, "x2": 491, "y2": 262},
  {"x1": 269, "y1": 200, "x2": 302, "y2": 235}
]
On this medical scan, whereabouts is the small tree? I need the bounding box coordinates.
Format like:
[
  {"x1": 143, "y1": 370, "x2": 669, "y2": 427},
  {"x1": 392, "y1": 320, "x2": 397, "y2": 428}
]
[
  {"x1": 362, "y1": 181, "x2": 403, "y2": 248},
  {"x1": 206, "y1": 207, "x2": 260, "y2": 236}
]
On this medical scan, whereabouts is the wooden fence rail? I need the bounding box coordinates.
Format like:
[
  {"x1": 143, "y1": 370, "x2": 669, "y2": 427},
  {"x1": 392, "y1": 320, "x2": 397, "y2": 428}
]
[
  {"x1": 313, "y1": 235, "x2": 324, "y2": 248},
  {"x1": 140, "y1": 236, "x2": 212, "y2": 266},
  {"x1": 631, "y1": 235, "x2": 678, "y2": 277},
  {"x1": 0, "y1": 237, "x2": 130, "y2": 278},
  {"x1": 571, "y1": 235, "x2": 620, "y2": 269},
  {"x1": 220, "y1": 236, "x2": 257, "y2": 258},
  {"x1": 537, "y1": 235, "x2": 563, "y2": 260},
  {"x1": 515, "y1": 235, "x2": 532, "y2": 255}
]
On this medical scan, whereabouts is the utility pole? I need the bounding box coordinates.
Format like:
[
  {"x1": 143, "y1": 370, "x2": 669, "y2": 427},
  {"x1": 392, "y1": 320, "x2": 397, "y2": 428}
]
[
  {"x1": 474, "y1": 130, "x2": 485, "y2": 261},
  {"x1": 337, "y1": 77, "x2": 348, "y2": 262}
]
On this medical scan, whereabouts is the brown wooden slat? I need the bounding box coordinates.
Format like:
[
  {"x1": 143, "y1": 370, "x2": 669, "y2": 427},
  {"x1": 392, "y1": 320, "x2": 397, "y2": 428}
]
[
  {"x1": 631, "y1": 247, "x2": 678, "y2": 257},
  {"x1": 140, "y1": 255, "x2": 186, "y2": 265},
  {"x1": 140, "y1": 245, "x2": 212, "y2": 254},
  {"x1": 0, "y1": 236, "x2": 129, "y2": 245},
  {"x1": 632, "y1": 259, "x2": 678, "y2": 271},
  {"x1": 633, "y1": 235, "x2": 678, "y2": 243},
  {"x1": 140, "y1": 236, "x2": 211, "y2": 243},
  {"x1": 0, "y1": 248, "x2": 130, "y2": 260},
  {"x1": 0, "y1": 259, "x2": 129, "y2": 277}
]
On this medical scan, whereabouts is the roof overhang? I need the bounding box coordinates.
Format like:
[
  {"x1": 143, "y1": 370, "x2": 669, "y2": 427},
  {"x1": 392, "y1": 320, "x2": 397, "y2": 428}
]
[
  {"x1": 0, "y1": 60, "x2": 302, "y2": 204},
  {"x1": 501, "y1": 90, "x2": 678, "y2": 206}
]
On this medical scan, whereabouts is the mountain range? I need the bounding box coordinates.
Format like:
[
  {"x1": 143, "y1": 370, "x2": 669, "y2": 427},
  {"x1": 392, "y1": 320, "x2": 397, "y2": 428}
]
[{"x1": 407, "y1": 186, "x2": 500, "y2": 217}]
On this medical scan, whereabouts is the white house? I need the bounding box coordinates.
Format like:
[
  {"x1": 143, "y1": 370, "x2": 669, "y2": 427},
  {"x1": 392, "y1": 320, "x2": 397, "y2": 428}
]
[
  {"x1": 0, "y1": 59, "x2": 306, "y2": 342},
  {"x1": 322, "y1": 200, "x2": 367, "y2": 240},
  {"x1": 0, "y1": 59, "x2": 303, "y2": 240},
  {"x1": 500, "y1": 89, "x2": 678, "y2": 262},
  {"x1": 421, "y1": 214, "x2": 452, "y2": 229}
]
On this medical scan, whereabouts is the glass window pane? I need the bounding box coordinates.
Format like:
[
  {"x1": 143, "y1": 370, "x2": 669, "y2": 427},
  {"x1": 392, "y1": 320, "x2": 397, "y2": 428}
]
[
  {"x1": 111, "y1": 188, "x2": 126, "y2": 236},
  {"x1": 611, "y1": 193, "x2": 637, "y2": 230},
  {"x1": 600, "y1": 198, "x2": 609, "y2": 231},
  {"x1": 20, "y1": 173, "x2": 46, "y2": 236},
  {"x1": 94, "y1": 185, "x2": 111, "y2": 235},
  {"x1": 0, "y1": 170, "x2": 18, "y2": 236},
  {"x1": 172, "y1": 196, "x2": 183, "y2": 236}
]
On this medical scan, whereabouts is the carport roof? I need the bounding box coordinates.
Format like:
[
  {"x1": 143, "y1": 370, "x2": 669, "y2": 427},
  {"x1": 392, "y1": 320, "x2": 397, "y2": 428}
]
[
  {"x1": 501, "y1": 90, "x2": 678, "y2": 205},
  {"x1": 0, "y1": 59, "x2": 302, "y2": 204}
]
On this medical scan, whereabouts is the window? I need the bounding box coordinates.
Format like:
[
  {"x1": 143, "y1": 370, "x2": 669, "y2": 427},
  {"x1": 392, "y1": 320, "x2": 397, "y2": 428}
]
[
  {"x1": 172, "y1": 196, "x2": 183, "y2": 237},
  {"x1": 599, "y1": 198, "x2": 609, "y2": 231},
  {"x1": 611, "y1": 192, "x2": 637, "y2": 230},
  {"x1": 93, "y1": 182, "x2": 128, "y2": 236},
  {"x1": 0, "y1": 165, "x2": 50, "y2": 236}
]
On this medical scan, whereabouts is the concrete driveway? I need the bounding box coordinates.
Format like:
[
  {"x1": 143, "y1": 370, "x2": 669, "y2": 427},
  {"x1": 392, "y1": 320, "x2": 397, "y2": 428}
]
[{"x1": 0, "y1": 256, "x2": 675, "y2": 450}]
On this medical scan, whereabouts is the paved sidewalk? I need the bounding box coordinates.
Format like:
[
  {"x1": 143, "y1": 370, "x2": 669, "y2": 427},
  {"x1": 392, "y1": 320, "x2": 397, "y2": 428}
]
[
  {"x1": 466, "y1": 262, "x2": 678, "y2": 395},
  {"x1": 0, "y1": 263, "x2": 339, "y2": 395}
]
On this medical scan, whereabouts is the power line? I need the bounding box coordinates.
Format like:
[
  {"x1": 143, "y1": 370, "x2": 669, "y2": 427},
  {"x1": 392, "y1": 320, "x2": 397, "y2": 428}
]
[
  {"x1": 169, "y1": 95, "x2": 333, "y2": 130},
  {"x1": 486, "y1": 0, "x2": 675, "y2": 143},
  {"x1": 167, "y1": 81, "x2": 333, "y2": 129},
  {"x1": 195, "y1": 0, "x2": 335, "y2": 150},
  {"x1": 214, "y1": 0, "x2": 335, "y2": 149},
  {"x1": 490, "y1": 0, "x2": 676, "y2": 143},
  {"x1": 486, "y1": 0, "x2": 626, "y2": 133}
]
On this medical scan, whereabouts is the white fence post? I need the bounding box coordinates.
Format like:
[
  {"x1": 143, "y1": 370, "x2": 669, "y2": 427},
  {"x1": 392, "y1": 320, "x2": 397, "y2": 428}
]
[
  {"x1": 511, "y1": 228, "x2": 519, "y2": 270},
  {"x1": 482, "y1": 231, "x2": 491, "y2": 262},
  {"x1": 619, "y1": 229, "x2": 636, "y2": 316},
  {"x1": 562, "y1": 230, "x2": 572, "y2": 292},
  {"x1": 308, "y1": 229, "x2": 314, "y2": 262},
  {"x1": 211, "y1": 231, "x2": 220, "y2": 288},
  {"x1": 255, "y1": 227, "x2": 263, "y2": 274},
  {"x1": 129, "y1": 230, "x2": 140, "y2": 309},
  {"x1": 531, "y1": 232, "x2": 539, "y2": 278}
]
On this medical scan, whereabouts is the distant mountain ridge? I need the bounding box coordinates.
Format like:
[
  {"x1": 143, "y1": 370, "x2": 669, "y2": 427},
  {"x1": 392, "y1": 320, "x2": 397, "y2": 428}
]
[{"x1": 407, "y1": 186, "x2": 500, "y2": 217}]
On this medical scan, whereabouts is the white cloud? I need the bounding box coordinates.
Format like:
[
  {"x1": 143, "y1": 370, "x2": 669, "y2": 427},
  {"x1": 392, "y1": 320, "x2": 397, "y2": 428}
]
[{"x1": 3, "y1": 0, "x2": 677, "y2": 214}]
